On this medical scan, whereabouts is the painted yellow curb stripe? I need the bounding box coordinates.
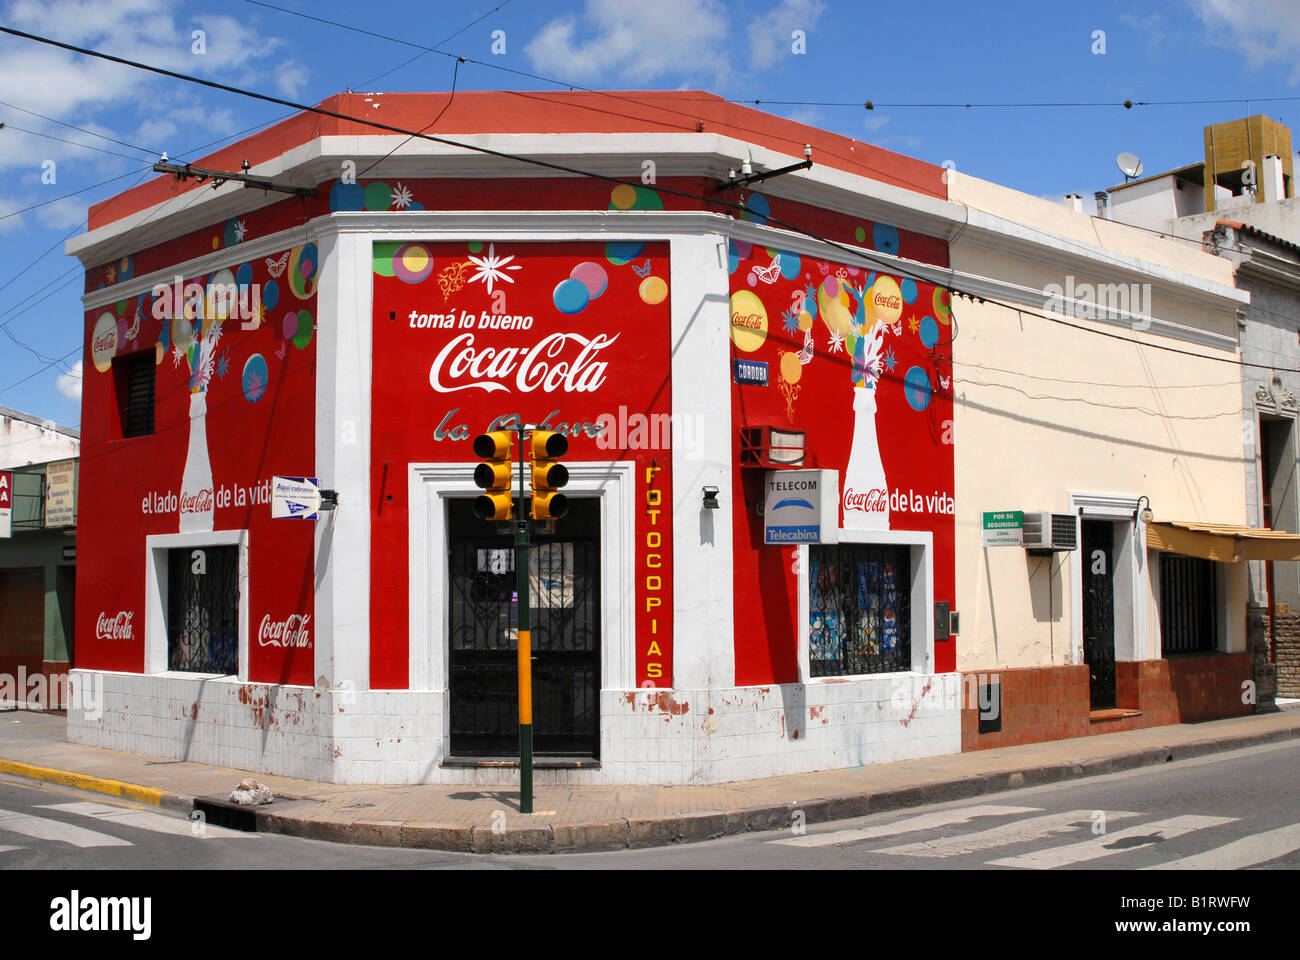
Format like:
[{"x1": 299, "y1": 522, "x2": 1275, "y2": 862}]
[{"x1": 0, "y1": 758, "x2": 168, "y2": 806}]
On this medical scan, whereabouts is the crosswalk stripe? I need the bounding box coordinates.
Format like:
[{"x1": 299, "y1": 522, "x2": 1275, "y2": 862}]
[
  {"x1": 0, "y1": 806, "x2": 132, "y2": 848},
  {"x1": 1145, "y1": 823, "x2": 1300, "y2": 870},
  {"x1": 771, "y1": 804, "x2": 1044, "y2": 848},
  {"x1": 37, "y1": 801, "x2": 259, "y2": 840},
  {"x1": 0, "y1": 845, "x2": 22, "y2": 854},
  {"x1": 876, "y1": 810, "x2": 1141, "y2": 859},
  {"x1": 987, "y1": 815, "x2": 1238, "y2": 869}
]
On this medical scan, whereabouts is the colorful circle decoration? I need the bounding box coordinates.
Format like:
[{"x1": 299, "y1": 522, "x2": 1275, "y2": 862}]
[
  {"x1": 779, "y1": 250, "x2": 801, "y2": 280},
  {"x1": 743, "y1": 192, "x2": 770, "y2": 225},
  {"x1": 605, "y1": 240, "x2": 645, "y2": 266},
  {"x1": 242, "y1": 354, "x2": 269, "y2": 403},
  {"x1": 262, "y1": 279, "x2": 279, "y2": 311},
  {"x1": 854, "y1": 226, "x2": 867, "y2": 243},
  {"x1": 901, "y1": 278, "x2": 918, "y2": 304},
  {"x1": 117, "y1": 256, "x2": 134, "y2": 282},
  {"x1": 570, "y1": 262, "x2": 608, "y2": 299},
  {"x1": 779, "y1": 351, "x2": 802, "y2": 385},
  {"x1": 468, "y1": 241, "x2": 484, "y2": 254},
  {"x1": 171, "y1": 316, "x2": 197, "y2": 351},
  {"x1": 727, "y1": 241, "x2": 740, "y2": 275},
  {"x1": 817, "y1": 276, "x2": 855, "y2": 336},
  {"x1": 729, "y1": 289, "x2": 768, "y2": 353},
  {"x1": 236, "y1": 262, "x2": 253, "y2": 288},
  {"x1": 204, "y1": 268, "x2": 238, "y2": 323},
  {"x1": 919, "y1": 315, "x2": 939, "y2": 349},
  {"x1": 639, "y1": 276, "x2": 668, "y2": 305},
  {"x1": 553, "y1": 278, "x2": 590, "y2": 315},
  {"x1": 91, "y1": 312, "x2": 118, "y2": 372},
  {"x1": 873, "y1": 223, "x2": 900, "y2": 255},
  {"x1": 292, "y1": 310, "x2": 314, "y2": 350},
  {"x1": 115, "y1": 298, "x2": 127, "y2": 317},
  {"x1": 933, "y1": 286, "x2": 952, "y2": 323},
  {"x1": 329, "y1": 179, "x2": 366, "y2": 212},
  {"x1": 393, "y1": 243, "x2": 433, "y2": 284},
  {"x1": 364, "y1": 182, "x2": 393, "y2": 211},
  {"x1": 372, "y1": 241, "x2": 399, "y2": 277},
  {"x1": 287, "y1": 243, "x2": 318, "y2": 298},
  {"x1": 904, "y1": 366, "x2": 932, "y2": 411},
  {"x1": 223, "y1": 218, "x2": 241, "y2": 247},
  {"x1": 797, "y1": 309, "x2": 814, "y2": 331},
  {"x1": 156, "y1": 320, "x2": 170, "y2": 366},
  {"x1": 870, "y1": 275, "x2": 904, "y2": 326},
  {"x1": 609, "y1": 184, "x2": 662, "y2": 211}
]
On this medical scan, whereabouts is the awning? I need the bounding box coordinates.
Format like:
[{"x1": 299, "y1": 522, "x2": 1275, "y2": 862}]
[{"x1": 1145, "y1": 522, "x2": 1300, "y2": 562}]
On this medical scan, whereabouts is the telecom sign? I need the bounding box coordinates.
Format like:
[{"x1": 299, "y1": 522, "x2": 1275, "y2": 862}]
[
  {"x1": 270, "y1": 476, "x2": 322, "y2": 520},
  {"x1": 0, "y1": 471, "x2": 10, "y2": 539},
  {"x1": 764, "y1": 469, "x2": 839, "y2": 545}
]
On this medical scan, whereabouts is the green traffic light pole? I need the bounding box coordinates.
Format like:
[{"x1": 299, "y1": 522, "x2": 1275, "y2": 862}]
[{"x1": 515, "y1": 423, "x2": 533, "y2": 814}]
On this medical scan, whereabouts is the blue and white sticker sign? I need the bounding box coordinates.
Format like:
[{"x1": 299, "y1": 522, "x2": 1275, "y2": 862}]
[
  {"x1": 271, "y1": 476, "x2": 321, "y2": 520},
  {"x1": 764, "y1": 469, "x2": 838, "y2": 545},
  {"x1": 733, "y1": 358, "x2": 769, "y2": 386}
]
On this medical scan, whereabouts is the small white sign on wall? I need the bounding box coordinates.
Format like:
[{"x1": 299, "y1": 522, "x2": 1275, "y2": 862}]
[{"x1": 764, "y1": 469, "x2": 839, "y2": 545}]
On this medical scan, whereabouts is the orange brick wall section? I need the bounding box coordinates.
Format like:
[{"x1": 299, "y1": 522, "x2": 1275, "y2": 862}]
[{"x1": 961, "y1": 654, "x2": 1254, "y2": 751}]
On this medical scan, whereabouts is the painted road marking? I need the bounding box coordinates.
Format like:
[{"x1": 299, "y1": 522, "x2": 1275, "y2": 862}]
[
  {"x1": 876, "y1": 810, "x2": 1141, "y2": 858},
  {"x1": 987, "y1": 815, "x2": 1238, "y2": 869},
  {"x1": 771, "y1": 804, "x2": 1044, "y2": 848},
  {"x1": 1145, "y1": 822, "x2": 1300, "y2": 870},
  {"x1": 0, "y1": 806, "x2": 132, "y2": 848},
  {"x1": 38, "y1": 801, "x2": 260, "y2": 840},
  {"x1": 0, "y1": 844, "x2": 22, "y2": 854}
]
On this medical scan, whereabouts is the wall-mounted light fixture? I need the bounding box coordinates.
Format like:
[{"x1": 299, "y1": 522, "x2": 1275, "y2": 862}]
[
  {"x1": 1133, "y1": 495, "x2": 1152, "y2": 524},
  {"x1": 702, "y1": 486, "x2": 720, "y2": 510}
]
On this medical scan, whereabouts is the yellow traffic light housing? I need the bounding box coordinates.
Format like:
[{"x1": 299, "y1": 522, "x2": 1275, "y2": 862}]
[
  {"x1": 530, "y1": 430, "x2": 569, "y2": 520},
  {"x1": 473, "y1": 431, "x2": 514, "y2": 521}
]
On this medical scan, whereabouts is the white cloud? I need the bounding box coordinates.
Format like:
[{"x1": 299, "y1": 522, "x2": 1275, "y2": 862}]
[
  {"x1": 747, "y1": 0, "x2": 824, "y2": 71},
  {"x1": 36, "y1": 196, "x2": 88, "y2": 229},
  {"x1": 274, "y1": 60, "x2": 310, "y2": 99},
  {"x1": 525, "y1": 0, "x2": 731, "y2": 85},
  {"x1": 55, "y1": 359, "x2": 82, "y2": 401},
  {"x1": 1189, "y1": 0, "x2": 1300, "y2": 82},
  {"x1": 863, "y1": 114, "x2": 890, "y2": 134}
]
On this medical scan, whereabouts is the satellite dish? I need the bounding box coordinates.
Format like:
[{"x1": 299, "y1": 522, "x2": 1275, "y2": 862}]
[{"x1": 1117, "y1": 152, "x2": 1144, "y2": 181}]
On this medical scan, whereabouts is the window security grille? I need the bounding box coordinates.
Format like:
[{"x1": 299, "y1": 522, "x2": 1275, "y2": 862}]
[{"x1": 809, "y1": 544, "x2": 911, "y2": 677}]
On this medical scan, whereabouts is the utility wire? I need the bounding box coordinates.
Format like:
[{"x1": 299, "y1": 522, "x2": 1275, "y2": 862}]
[{"x1": 6, "y1": 23, "x2": 1298, "y2": 380}]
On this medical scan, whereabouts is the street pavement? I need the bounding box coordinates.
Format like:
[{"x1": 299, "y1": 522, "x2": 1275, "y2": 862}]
[
  {"x1": 2, "y1": 739, "x2": 1297, "y2": 869},
  {"x1": 1, "y1": 705, "x2": 1298, "y2": 856}
]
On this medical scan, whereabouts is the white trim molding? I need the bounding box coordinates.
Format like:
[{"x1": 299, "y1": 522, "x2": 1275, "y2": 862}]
[
  {"x1": 408, "y1": 460, "x2": 637, "y2": 695},
  {"x1": 1068, "y1": 492, "x2": 1150, "y2": 664},
  {"x1": 143, "y1": 529, "x2": 250, "y2": 678}
]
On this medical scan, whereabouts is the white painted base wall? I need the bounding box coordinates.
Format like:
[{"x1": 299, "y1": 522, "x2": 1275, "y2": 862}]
[{"x1": 66, "y1": 669, "x2": 962, "y2": 785}]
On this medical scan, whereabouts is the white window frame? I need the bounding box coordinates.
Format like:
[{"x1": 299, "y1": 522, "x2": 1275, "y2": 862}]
[
  {"x1": 408, "y1": 460, "x2": 637, "y2": 694},
  {"x1": 144, "y1": 530, "x2": 251, "y2": 679},
  {"x1": 797, "y1": 528, "x2": 935, "y2": 682},
  {"x1": 1069, "y1": 492, "x2": 1149, "y2": 664}
]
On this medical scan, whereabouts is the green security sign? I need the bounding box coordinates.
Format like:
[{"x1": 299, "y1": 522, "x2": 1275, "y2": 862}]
[{"x1": 981, "y1": 511, "x2": 1023, "y2": 547}]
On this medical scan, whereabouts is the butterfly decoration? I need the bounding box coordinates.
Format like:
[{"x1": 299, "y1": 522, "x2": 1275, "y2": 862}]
[
  {"x1": 275, "y1": 341, "x2": 287, "y2": 360},
  {"x1": 631, "y1": 259, "x2": 652, "y2": 278},
  {"x1": 750, "y1": 254, "x2": 782, "y2": 285},
  {"x1": 939, "y1": 375, "x2": 951, "y2": 390},
  {"x1": 816, "y1": 261, "x2": 830, "y2": 276},
  {"x1": 888, "y1": 320, "x2": 902, "y2": 337},
  {"x1": 798, "y1": 329, "x2": 815, "y2": 364},
  {"x1": 265, "y1": 251, "x2": 289, "y2": 278},
  {"x1": 124, "y1": 312, "x2": 141, "y2": 342},
  {"x1": 835, "y1": 266, "x2": 849, "y2": 279}
]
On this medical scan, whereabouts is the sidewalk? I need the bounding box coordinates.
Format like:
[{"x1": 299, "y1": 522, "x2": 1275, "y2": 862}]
[{"x1": 2, "y1": 707, "x2": 1299, "y2": 854}]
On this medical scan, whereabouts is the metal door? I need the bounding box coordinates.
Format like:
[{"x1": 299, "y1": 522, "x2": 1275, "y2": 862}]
[
  {"x1": 447, "y1": 498, "x2": 600, "y2": 757},
  {"x1": 1081, "y1": 520, "x2": 1116, "y2": 709}
]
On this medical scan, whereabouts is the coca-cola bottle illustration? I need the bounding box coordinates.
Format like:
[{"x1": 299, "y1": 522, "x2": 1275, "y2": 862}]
[
  {"x1": 179, "y1": 390, "x2": 215, "y2": 533},
  {"x1": 843, "y1": 384, "x2": 890, "y2": 529}
]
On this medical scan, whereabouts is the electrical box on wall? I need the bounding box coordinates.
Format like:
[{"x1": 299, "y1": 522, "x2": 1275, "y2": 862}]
[{"x1": 934, "y1": 601, "x2": 950, "y2": 640}]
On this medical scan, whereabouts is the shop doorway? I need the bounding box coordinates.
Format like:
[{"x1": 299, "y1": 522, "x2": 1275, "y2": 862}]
[
  {"x1": 446, "y1": 498, "x2": 601, "y2": 757},
  {"x1": 1082, "y1": 519, "x2": 1117, "y2": 709}
]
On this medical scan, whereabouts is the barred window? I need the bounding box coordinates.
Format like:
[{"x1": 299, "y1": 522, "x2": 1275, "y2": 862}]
[
  {"x1": 809, "y1": 544, "x2": 911, "y2": 677},
  {"x1": 167, "y1": 546, "x2": 239, "y2": 674},
  {"x1": 1159, "y1": 554, "x2": 1216, "y2": 654}
]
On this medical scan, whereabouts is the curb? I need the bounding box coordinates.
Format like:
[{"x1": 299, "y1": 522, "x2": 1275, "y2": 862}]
[
  {"x1": 3, "y1": 720, "x2": 1298, "y2": 855},
  {"x1": 0, "y1": 757, "x2": 184, "y2": 809}
]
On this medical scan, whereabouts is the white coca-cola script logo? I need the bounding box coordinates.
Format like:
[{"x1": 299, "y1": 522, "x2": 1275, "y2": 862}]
[
  {"x1": 259, "y1": 614, "x2": 312, "y2": 648},
  {"x1": 95, "y1": 611, "x2": 135, "y2": 640},
  {"x1": 429, "y1": 332, "x2": 619, "y2": 394},
  {"x1": 179, "y1": 489, "x2": 214, "y2": 515},
  {"x1": 844, "y1": 488, "x2": 888, "y2": 512}
]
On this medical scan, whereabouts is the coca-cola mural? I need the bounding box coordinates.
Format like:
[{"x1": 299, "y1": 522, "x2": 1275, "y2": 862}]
[
  {"x1": 77, "y1": 220, "x2": 318, "y2": 684},
  {"x1": 730, "y1": 239, "x2": 956, "y2": 681},
  {"x1": 371, "y1": 239, "x2": 674, "y2": 689}
]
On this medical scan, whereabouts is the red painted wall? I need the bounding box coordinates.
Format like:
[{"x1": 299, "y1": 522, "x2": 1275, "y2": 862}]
[
  {"x1": 728, "y1": 218, "x2": 955, "y2": 684},
  {"x1": 77, "y1": 227, "x2": 317, "y2": 685},
  {"x1": 369, "y1": 238, "x2": 674, "y2": 689}
]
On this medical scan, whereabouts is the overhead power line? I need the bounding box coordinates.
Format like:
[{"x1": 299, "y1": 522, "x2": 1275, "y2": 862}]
[{"x1": 3, "y1": 23, "x2": 1296, "y2": 380}]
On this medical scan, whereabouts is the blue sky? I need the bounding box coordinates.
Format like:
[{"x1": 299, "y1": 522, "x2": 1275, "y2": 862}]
[{"x1": 1, "y1": 0, "x2": 1297, "y2": 428}]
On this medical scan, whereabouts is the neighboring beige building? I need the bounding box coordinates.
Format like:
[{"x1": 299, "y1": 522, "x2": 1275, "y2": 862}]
[{"x1": 945, "y1": 171, "x2": 1262, "y2": 749}]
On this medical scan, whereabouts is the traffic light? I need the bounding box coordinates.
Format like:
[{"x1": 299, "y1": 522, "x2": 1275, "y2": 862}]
[
  {"x1": 473, "y1": 431, "x2": 514, "y2": 521},
  {"x1": 530, "y1": 430, "x2": 569, "y2": 520}
]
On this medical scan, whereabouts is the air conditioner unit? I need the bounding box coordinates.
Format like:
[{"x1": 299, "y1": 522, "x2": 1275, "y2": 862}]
[{"x1": 1022, "y1": 512, "x2": 1077, "y2": 552}]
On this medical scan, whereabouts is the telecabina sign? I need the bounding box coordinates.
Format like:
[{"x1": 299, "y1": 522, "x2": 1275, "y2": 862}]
[{"x1": 369, "y1": 240, "x2": 675, "y2": 689}]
